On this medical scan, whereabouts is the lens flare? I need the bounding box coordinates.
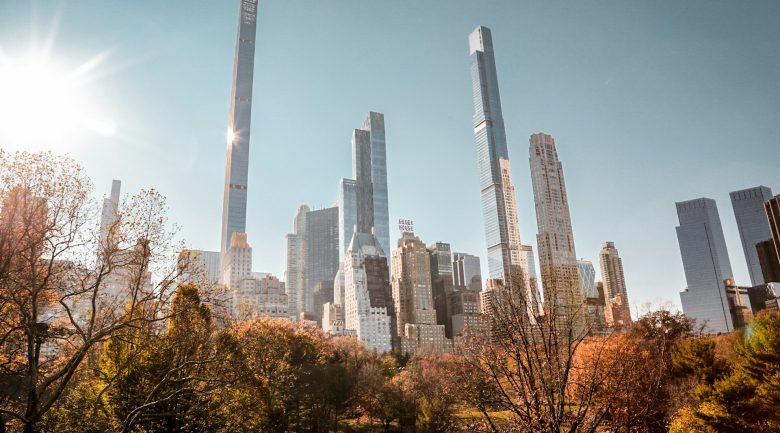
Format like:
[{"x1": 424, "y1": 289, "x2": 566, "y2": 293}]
[{"x1": 0, "y1": 51, "x2": 115, "y2": 148}]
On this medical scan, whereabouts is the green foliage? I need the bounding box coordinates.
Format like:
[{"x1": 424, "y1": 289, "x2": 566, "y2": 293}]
[
  {"x1": 670, "y1": 312, "x2": 780, "y2": 432},
  {"x1": 672, "y1": 337, "x2": 729, "y2": 385}
]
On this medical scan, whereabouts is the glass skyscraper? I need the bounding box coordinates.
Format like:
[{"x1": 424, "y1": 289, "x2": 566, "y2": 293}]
[
  {"x1": 730, "y1": 186, "x2": 773, "y2": 286},
  {"x1": 363, "y1": 112, "x2": 390, "y2": 262},
  {"x1": 676, "y1": 198, "x2": 734, "y2": 333},
  {"x1": 338, "y1": 178, "x2": 357, "y2": 263},
  {"x1": 468, "y1": 26, "x2": 528, "y2": 288},
  {"x1": 220, "y1": 0, "x2": 258, "y2": 256},
  {"x1": 339, "y1": 112, "x2": 390, "y2": 262},
  {"x1": 305, "y1": 206, "x2": 340, "y2": 315}
]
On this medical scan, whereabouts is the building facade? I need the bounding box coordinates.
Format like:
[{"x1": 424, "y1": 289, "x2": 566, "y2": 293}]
[
  {"x1": 577, "y1": 260, "x2": 597, "y2": 299},
  {"x1": 284, "y1": 205, "x2": 309, "y2": 320},
  {"x1": 676, "y1": 198, "x2": 734, "y2": 333},
  {"x1": 730, "y1": 186, "x2": 774, "y2": 286},
  {"x1": 453, "y1": 252, "x2": 483, "y2": 291},
  {"x1": 529, "y1": 132, "x2": 583, "y2": 321},
  {"x1": 391, "y1": 232, "x2": 451, "y2": 355},
  {"x1": 305, "y1": 206, "x2": 340, "y2": 316},
  {"x1": 343, "y1": 232, "x2": 394, "y2": 353},
  {"x1": 757, "y1": 240, "x2": 780, "y2": 283},
  {"x1": 231, "y1": 274, "x2": 288, "y2": 320},
  {"x1": 178, "y1": 249, "x2": 221, "y2": 285},
  {"x1": 428, "y1": 242, "x2": 455, "y2": 337},
  {"x1": 338, "y1": 178, "x2": 357, "y2": 262},
  {"x1": 765, "y1": 195, "x2": 780, "y2": 282}
]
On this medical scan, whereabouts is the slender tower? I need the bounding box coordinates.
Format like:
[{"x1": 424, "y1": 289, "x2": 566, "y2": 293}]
[
  {"x1": 220, "y1": 0, "x2": 259, "y2": 256},
  {"x1": 529, "y1": 132, "x2": 583, "y2": 320},
  {"x1": 468, "y1": 26, "x2": 532, "y2": 294}
]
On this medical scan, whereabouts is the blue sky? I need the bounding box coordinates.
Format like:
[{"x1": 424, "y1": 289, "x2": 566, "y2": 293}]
[{"x1": 1, "y1": 1, "x2": 779, "y2": 313}]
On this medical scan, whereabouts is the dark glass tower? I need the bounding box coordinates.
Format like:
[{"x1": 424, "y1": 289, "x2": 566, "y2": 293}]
[{"x1": 220, "y1": 0, "x2": 258, "y2": 256}]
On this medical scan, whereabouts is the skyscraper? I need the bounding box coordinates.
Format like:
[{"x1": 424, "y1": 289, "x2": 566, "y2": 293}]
[
  {"x1": 468, "y1": 26, "x2": 530, "y2": 289},
  {"x1": 392, "y1": 231, "x2": 451, "y2": 354},
  {"x1": 598, "y1": 242, "x2": 632, "y2": 325},
  {"x1": 529, "y1": 132, "x2": 583, "y2": 319},
  {"x1": 99, "y1": 179, "x2": 121, "y2": 245},
  {"x1": 305, "y1": 206, "x2": 340, "y2": 316},
  {"x1": 284, "y1": 205, "x2": 309, "y2": 320},
  {"x1": 730, "y1": 186, "x2": 773, "y2": 286},
  {"x1": 676, "y1": 198, "x2": 734, "y2": 333},
  {"x1": 178, "y1": 249, "x2": 221, "y2": 285},
  {"x1": 363, "y1": 112, "x2": 390, "y2": 260},
  {"x1": 576, "y1": 260, "x2": 597, "y2": 299},
  {"x1": 453, "y1": 252, "x2": 483, "y2": 291},
  {"x1": 343, "y1": 232, "x2": 394, "y2": 353},
  {"x1": 220, "y1": 0, "x2": 258, "y2": 256},
  {"x1": 338, "y1": 178, "x2": 357, "y2": 262},
  {"x1": 577, "y1": 260, "x2": 607, "y2": 331},
  {"x1": 429, "y1": 242, "x2": 455, "y2": 337}
]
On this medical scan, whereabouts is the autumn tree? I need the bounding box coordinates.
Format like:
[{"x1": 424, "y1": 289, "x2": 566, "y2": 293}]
[
  {"x1": 460, "y1": 267, "x2": 615, "y2": 433},
  {"x1": 398, "y1": 354, "x2": 460, "y2": 433},
  {"x1": 0, "y1": 151, "x2": 188, "y2": 433}
]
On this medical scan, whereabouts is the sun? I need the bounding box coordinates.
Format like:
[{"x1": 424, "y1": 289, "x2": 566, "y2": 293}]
[{"x1": 0, "y1": 50, "x2": 116, "y2": 149}]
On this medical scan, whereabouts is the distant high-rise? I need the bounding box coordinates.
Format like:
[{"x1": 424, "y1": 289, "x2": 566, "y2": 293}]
[
  {"x1": 576, "y1": 260, "x2": 597, "y2": 299},
  {"x1": 221, "y1": 232, "x2": 253, "y2": 290},
  {"x1": 453, "y1": 252, "x2": 482, "y2": 291},
  {"x1": 598, "y1": 242, "x2": 632, "y2": 325},
  {"x1": 392, "y1": 231, "x2": 451, "y2": 355},
  {"x1": 230, "y1": 274, "x2": 288, "y2": 320},
  {"x1": 220, "y1": 0, "x2": 258, "y2": 256},
  {"x1": 468, "y1": 26, "x2": 529, "y2": 288},
  {"x1": 179, "y1": 249, "x2": 221, "y2": 285},
  {"x1": 338, "y1": 178, "x2": 357, "y2": 262},
  {"x1": 363, "y1": 112, "x2": 390, "y2": 260},
  {"x1": 99, "y1": 179, "x2": 121, "y2": 245},
  {"x1": 305, "y1": 206, "x2": 340, "y2": 316},
  {"x1": 676, "y1": 198, "x2": 734, "y2": 333},
  {"x1": 429, "y1": 242, "x2": 455, "y2": 338},
  {"x1": 338, "y1": 113, "x2": 390, "y2": 264},
  {"x1": 730, "y1": 186, "x2": 773, "y2": 285},
  {"x1": 343, "y1": 232, "x2": 394, "y2": 353},
  {"x1": 577, "y1": 260, "x2": 607, "y2": 331},
  {"x1": 529, "y1": 132, "x2": 583, "y2": 319},
  {"x1": 284, "y1": 205, "x2": 309, "y2": 320}
]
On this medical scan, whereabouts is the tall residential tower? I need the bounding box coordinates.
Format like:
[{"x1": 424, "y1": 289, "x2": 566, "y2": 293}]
[
  {"x1": 529, "y1": 132, "x2": 583, "y2": 320},
  {"x1": 220, "y1": 0, "x2": 258, "y2": 256},
  {"x1": 468, "y1": 26, "x2": 534, "y2": 297}
]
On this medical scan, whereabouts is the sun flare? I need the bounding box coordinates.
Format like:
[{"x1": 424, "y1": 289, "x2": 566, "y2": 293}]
[{"x1": 0, "y1": 50, "x2": 116, "y2": 148}]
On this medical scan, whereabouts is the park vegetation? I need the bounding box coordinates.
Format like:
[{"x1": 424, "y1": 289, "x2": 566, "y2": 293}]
[{"x1": 1, "y1": 150, "x2": 779, "y2": 433}]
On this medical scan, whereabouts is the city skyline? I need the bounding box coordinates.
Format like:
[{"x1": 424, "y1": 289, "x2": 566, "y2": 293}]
[{"x1": 1, "y1": 1, "x2": 779, "y2": 313}]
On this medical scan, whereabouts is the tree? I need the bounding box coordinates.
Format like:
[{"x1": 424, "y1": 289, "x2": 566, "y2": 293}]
[
  {"x1": 398, "y1": 355, "x2": 460, "y2": 433},
  {"x1": 460, "y1": 267, "x2": 615, "y2": 433},
  {"x1": 671, "y1": 312, "x2": 780, "y2": 432},
  {"x1": 0, "y1": 151, "x2": 188, "y2": 433}
]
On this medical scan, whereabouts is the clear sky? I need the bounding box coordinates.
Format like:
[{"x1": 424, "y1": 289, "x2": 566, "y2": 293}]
[{"x1": 1, "y1": 0, "x2": 779, "y2": 314}]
